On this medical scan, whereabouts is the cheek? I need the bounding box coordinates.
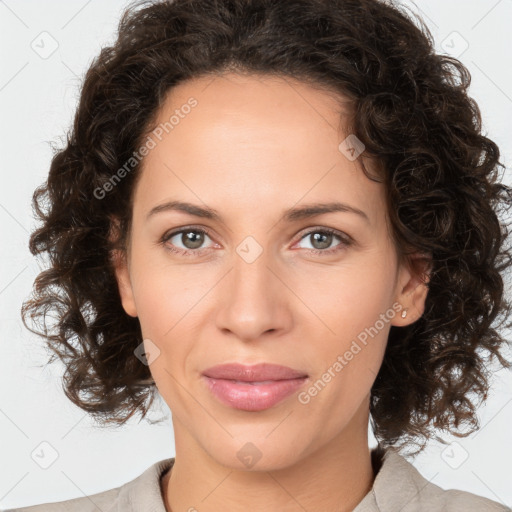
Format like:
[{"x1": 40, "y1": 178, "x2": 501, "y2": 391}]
[
  {"x1": 131, "y1": 266, "x2": 196, "y2": 410},
  {"x1": 130, "y1": 245, "x2": 209, "y2": 335},
  {"x1": 297, "y1": 303, "x2": 390, "y2": 437},
  {"x1": 128, "y1": 251, "x2": 214, "y2": 386},
  {"x1": 297, "y1": 250, "x2": 396, "y2": 397},
  {"x1": 298, "y1": 250, "x2": 397, "y2": 337}
]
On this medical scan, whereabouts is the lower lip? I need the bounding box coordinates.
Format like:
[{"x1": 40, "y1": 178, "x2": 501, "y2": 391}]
[{"x1": 202, "y1": 376, "x2": 308, "y2": 411}]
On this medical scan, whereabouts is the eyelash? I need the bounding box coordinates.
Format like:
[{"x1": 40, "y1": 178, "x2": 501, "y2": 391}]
[{"x1": 159, "y1": 225, "x2": 353, "y2": 257}]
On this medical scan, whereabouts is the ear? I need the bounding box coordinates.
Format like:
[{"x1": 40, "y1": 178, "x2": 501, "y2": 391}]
[
  {"x1": 391, "y1": 251, "x2": 431, "y2": 326},
  {"x1": 109, "y1": 216, "x2": 138, "y2": 318}
]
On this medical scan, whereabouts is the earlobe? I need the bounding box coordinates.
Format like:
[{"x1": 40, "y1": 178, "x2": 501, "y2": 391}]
[{"x1": 393, "y1": 253, "x2": 431, "y2": 326}]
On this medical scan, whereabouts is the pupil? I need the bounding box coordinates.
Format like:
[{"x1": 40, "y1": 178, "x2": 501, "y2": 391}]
[
  {"x1": 312, "y1": 232, "x2": 331, "y2": 250},
  {"x1": 183, "y1": 231, "x2": 204, "y2": 249}
]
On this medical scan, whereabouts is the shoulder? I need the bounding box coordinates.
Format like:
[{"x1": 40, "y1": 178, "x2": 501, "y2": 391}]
[
  {"x1": 365, "y1": 446, "x2": 511, "y2": 512},
  {"x1": 2, "y1": 458, "x2": 175, "y2": 512},
  {"x1": 2, "y1": 487, "x2": 119, "y2": 512},
  {"x1": 436, "y1": 489, "x2": 511, "y2": 511}
]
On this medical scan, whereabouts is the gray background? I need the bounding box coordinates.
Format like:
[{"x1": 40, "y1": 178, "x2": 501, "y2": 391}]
[{"x1": 1, "y1": 0, "x2": 511, "y2": 508}]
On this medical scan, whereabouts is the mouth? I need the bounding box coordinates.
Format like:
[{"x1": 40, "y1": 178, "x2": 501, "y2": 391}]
[
  {"x1": 202, "y1": 362, "x2": 308, "y2": 381},
  {"x1": 202, "y1": 363, "x2": 309, "y2": 411}
]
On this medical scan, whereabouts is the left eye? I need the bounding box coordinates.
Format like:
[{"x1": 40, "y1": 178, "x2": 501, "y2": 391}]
[{"x1": 295, "y1": 229, "x2": 347, "y2": 252}]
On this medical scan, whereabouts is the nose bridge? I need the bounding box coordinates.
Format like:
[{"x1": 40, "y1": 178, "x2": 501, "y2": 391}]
[
  {"x1": 228, "y1": 232, "x2": 274, "y2": 293},
  {"x1": 232, "y1": 243, "x2": 272, "y2": 296},
  {"x1": 215, "y1": 239, "x2": 289, "y2": 339}
]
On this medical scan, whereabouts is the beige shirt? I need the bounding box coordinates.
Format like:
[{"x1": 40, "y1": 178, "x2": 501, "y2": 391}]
[{"x1": 5, "y1": 446, "x2": 510, "y2": 511}]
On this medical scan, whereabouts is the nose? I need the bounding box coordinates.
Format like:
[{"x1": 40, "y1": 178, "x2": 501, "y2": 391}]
[{"x1": 214, "y1": 246, "x2": 293, "y2": 342}]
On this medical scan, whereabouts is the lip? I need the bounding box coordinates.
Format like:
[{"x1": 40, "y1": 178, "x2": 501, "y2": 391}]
[
  {"x1": 203, "y1": 363, "x2": 308, "y2": 381},
  {"x1": 202, "y1": 363, "x2": 309, "y2": 411}
]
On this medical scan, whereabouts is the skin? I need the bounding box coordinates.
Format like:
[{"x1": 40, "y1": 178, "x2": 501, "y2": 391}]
[{"x1": 113, "y1": 72, "x2": 429, "y2": 512}]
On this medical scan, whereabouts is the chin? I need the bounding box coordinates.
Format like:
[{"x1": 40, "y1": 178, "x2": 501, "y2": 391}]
[{"x1": 201, "y1": 434, "x2": 308, "y2": 472}]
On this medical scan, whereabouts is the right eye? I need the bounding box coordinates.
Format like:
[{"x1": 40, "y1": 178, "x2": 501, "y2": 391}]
[{"x1": 160, "y1": 227, "x2": 217, "y2": 256}]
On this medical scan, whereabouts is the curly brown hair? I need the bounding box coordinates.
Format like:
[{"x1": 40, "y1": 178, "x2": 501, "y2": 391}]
[{"x1": 21, "y1": 0, "x2": 512, "y2": 454}]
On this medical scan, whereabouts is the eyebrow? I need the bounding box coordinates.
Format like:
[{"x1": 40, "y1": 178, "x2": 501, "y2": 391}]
[{"x1": 146, "y1": 200, "x2": 370, "y2": 224}]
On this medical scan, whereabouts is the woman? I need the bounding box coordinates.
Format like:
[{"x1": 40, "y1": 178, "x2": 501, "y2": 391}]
[{"x1": 17, "y1": 0, "x2": 512, "y2": 510}]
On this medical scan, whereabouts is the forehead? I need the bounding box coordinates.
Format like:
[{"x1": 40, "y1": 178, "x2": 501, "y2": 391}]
[
  {"x1": 134, "y1": 72, "x2": 385, "y2": 227},
  {"x1": 157, "y1": 72, "x2": 351, "y2": 143}
]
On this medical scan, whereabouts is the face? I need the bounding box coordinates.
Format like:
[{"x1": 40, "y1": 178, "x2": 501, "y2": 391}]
[{"x1": 114, "y1": 73, "x2": 428, "y2": 471}]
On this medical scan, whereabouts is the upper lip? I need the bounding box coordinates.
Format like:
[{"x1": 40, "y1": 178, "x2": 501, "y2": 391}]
[{"x1": 202, "y1": 363, "x2": 308, "y2": 381}]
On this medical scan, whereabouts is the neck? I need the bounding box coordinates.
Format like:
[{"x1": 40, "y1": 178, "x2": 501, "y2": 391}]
[{"x1": 162, "y1": 415, "x2": 376, "y2": 512}]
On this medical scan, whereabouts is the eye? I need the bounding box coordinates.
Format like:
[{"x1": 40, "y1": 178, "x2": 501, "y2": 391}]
[
  {"x1": 294, "y1": 228, "x2": 352, "y2": 255},
  {"x1": 160, "y1": 227, "x2": 215, "y2": 256}
]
